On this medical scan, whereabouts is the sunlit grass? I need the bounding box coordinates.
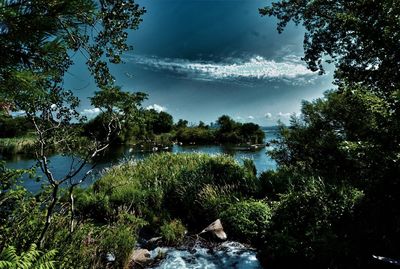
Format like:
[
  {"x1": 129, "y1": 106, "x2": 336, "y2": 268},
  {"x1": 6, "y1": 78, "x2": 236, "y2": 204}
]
[{"x1": 0, "y1": 136, "x2": 36, "y2": 155}]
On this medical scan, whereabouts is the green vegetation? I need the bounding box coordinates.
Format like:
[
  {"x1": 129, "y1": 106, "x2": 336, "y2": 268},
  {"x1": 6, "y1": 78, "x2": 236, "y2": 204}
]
[
  {"x1": 77, "y1": 153, "x2": 258, "y2": 228},
  {"x1": 0, "y1": 244, "x2": 57, "y2": 269},
  {"x1": 1, "y1": 0, "x2": 400, "y2": 268},
  {"x1": 0, "y1": 136, "x2": 36, "y2": 155},
  {"x1": 220, "y1": 200, "x2": 271, "y2": 244},
  {"x1": 254, "y1": 1, "x2": 400, "y2": 267},
  {"x1": 0, "y1": 153, "x2": 263, "y2": 268},
  {"x1": 172, "y1": 115, "x2": 265, "y2": 145},
  {"x1": 160, "y1": 219, "x2": 186, "y2": 246},
  {"x1": 83, "y1": 112, "x2": 265, "y2": 146},
  {"x1": 0, "y1": 115, "x2": 33, "y2": 138}
]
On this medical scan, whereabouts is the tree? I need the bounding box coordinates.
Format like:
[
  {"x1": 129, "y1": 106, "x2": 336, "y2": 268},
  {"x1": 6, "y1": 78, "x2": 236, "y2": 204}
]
[
  {"x1": 0, "y1": 0, "x2": 146, "y2": 90},
  {"x1": 264, "y1": 85, "x2": 400, "y2": 268},
  {"x1": 145, "y1": 110, "x2": 173, "y2": 135},
  {"x1": 260, "y1": 0, "x2": 400, "y2": 94},
  {"x1": 175, "y1": 119, "x2": 188, "y2": 129},
  {"x1": 0, "y1": 0, "x2": 146, "y2": 248},
  {"x1": 240, "y1": 123, "x2": 265, "y2": 144}
]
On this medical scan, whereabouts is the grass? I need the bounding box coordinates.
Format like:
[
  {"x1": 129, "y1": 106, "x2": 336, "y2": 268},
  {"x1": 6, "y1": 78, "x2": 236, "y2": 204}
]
[
  {"x1": 0, "y1": 136, "x2": 36, "y2": 155},
  {"x1": 77, "y1": 152, "x2": 259, "y2": 229}
]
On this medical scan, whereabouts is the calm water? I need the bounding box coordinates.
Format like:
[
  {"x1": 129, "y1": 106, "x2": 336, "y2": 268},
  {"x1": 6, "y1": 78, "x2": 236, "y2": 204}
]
[{"x1": 4, "y1": 129, "x2": 278, "y2": 193}]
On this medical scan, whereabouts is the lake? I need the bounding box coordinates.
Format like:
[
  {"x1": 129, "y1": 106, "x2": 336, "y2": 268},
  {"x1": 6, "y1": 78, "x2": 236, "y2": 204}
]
[{"x1": 4, "y1": 128, "x2": 278, "y2": 193}]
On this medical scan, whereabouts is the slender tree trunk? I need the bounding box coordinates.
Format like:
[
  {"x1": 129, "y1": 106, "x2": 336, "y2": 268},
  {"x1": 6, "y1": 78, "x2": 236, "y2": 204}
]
[
  {"x1": 39, "y1": 183, "x2": 59, "y2": 248},
  {"x1": 69, "y1": 185, "x2": 76, "y2": 233}
]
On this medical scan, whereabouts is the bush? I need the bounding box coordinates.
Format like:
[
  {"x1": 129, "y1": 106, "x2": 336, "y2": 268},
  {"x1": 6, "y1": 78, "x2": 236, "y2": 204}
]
[
  {"x1": 220, "y1": 200, "x2": 271, "y2": 244},
  {"x1": 48, "y1": 212, "x2": 146, "y2": 269},
  {"x1": 160, "y1": 219, "x2": 186, "y2": 246},
  {"x1": 262, "y1": 180, "x2": 364, "y2": 268},
  {"x1": 258, "y1": 167, "x2": 313, "y2": 199}
]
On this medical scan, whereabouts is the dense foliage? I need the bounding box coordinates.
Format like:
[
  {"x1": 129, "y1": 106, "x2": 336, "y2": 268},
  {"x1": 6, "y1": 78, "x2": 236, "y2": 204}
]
[
  {"x1": 2, "y1": 0, "x2": 400, "y2": 268},
  {"x1": 260, "y1": 0, "x2": 400, "y2": 93},
  {"x1": 257, "y1": 0, "x2": 400, "y2": 268}
]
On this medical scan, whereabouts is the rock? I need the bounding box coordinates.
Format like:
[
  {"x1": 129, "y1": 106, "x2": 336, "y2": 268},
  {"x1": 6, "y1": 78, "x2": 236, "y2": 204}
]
[
  {"x1": 130, "y1": 248, "x2": 151, "y2": 266},
  {"x1": 105, "y1": 253, "x2": 115, "y2": 262},
  {"x1": 200, "y1": 219, "x2": 227, "y2": 241},
  {"x1": 145, "y1": 236, "x2": 162, "y2": 249}
]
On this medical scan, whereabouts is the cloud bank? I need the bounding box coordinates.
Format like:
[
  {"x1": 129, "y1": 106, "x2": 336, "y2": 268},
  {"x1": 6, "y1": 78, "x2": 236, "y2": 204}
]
[
  {"x1": 81, "y1": 108, "x2": 101, "y2": 118},
  {"x1": 125, "y1": 54, "x2": 317, "y2": 85},
  {"x1": 146, "y1": 104, "x2": 167, "y2": 113}
]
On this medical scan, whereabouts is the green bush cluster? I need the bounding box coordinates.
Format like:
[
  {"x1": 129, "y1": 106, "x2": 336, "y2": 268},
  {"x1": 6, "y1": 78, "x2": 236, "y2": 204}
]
[
  {"x1": 220, "y1": 200, "x2": 271, "y2": 244},
  {"x1": 261, "y1": 179, "x2": 364, "y2": 268}
]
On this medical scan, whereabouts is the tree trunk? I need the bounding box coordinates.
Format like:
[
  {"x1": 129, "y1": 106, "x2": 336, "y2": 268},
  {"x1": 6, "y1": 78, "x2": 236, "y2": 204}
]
[
  {"x1": 38, "y1": 183, "x2": 59, "y2": 248},
  {"x1": 69, "y1": 185, "x2": 76, "y2": 233}
]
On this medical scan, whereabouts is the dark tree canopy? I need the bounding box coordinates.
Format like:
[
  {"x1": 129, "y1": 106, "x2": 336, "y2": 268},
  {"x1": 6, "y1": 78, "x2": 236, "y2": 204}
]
[
  {"x1": 260, "y1": 0, "x2": 400, "y2": 94},
  {"x1": 0, "y1": 0, "x2": 146, "y2": 99}
]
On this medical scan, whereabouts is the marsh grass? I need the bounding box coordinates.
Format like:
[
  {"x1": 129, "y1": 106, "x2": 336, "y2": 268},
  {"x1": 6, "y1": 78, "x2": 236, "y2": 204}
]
[
  {"x1": 77, "y1": 153, "x2": 259, "y2": 229},
  {"x1": 0, "y1": 136, "x2": 36, "y2": 155}
]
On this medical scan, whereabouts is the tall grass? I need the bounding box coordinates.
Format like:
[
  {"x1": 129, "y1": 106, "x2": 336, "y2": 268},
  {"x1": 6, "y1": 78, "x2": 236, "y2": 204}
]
[
  {"x1": 77, "y1": 153, "x2": 259, "y2": 228},
  {"x1": 0, "y1": 136, "x2": 36, "y2": 155}
]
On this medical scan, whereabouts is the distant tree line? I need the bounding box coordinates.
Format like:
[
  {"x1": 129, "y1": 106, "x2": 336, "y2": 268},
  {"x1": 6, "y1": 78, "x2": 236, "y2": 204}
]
[{"x1": 83, "y1": 110, "x2": 265, "y2": 145}]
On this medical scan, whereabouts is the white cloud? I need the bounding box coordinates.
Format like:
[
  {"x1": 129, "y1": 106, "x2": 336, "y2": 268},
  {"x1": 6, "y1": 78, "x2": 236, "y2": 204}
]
[
  {"x1": 125, "y1": 54, "x2": 316, "y2": 84},
  {"x1": 81, "y1": 108, "x2": 101, "y2": 118},
  {"x1": 265, "y1": 112, "x2": 272, "y2": 119},
  {"x1": 247, "y1": 115, "x2": 255, "y2": 120},
  {"x1": 277, "y1": 112, "x2": 292, "y2": 118},
  {"x1": 146, "y1": 104, "x2": 167, "y2": 113}
]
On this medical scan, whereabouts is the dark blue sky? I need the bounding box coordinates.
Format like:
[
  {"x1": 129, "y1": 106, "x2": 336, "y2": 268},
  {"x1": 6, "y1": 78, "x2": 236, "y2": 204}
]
[{"x1": 66, "y1": 0, "x2": 334, "y2": 126}]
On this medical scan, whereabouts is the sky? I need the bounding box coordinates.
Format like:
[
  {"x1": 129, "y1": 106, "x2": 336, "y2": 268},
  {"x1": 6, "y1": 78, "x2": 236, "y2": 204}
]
[{"x1": 66, "y1": 0, "x2": 335, "y2": 126}]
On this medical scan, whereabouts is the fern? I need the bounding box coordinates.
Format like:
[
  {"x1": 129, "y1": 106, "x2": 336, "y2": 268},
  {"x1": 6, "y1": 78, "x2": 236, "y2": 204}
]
[{"x1": 0, "y1": 244, "x2": 57, "y2": 269}]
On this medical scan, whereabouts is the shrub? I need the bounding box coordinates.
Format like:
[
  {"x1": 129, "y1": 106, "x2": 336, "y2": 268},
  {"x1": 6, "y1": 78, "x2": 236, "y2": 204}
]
[
  {"x1": 262, "y1": 180, "x2": 364, "y2": 268},
  {"x1": 220, "y1": 200, "x2": 271, "y2": 244},
  {"x1": 160, "y1": 219, "x2": 186, "y2": 246},
  {"x1": 48, "y1": 212, "x2": 146, "y2": 269}
]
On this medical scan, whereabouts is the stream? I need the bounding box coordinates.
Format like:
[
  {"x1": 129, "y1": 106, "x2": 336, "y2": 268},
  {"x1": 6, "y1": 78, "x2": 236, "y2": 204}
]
[{"x1": 149, "y1": 242, "x2": 262, "y2": 269}]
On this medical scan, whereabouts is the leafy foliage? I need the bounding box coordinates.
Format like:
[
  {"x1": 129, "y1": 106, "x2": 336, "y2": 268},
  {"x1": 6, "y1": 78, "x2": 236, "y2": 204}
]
[
  {"x1": 220, "y1": 200, "x2": 271, "y2": 244},
  {"x1": 216, "y1": 115, "x2": 265, "y2": 144},
  {"x1": 260, "y1": 0, "x2": 400, "y2": 92},
  {"x1": 160, "y1": 219, "x2": 186, "y2": 246},
  {"x1": 0, "y1": 244, "x2": 57, "y2": 269},
  {"x1": 263, "y1": 180, "x2": 363, "y2": 268}
]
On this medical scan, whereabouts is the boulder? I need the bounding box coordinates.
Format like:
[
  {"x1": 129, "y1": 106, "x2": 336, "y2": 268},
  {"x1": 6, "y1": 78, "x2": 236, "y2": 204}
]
[
  {"x1": 130, "y1": 248, "x2": 151, "y2": 266},
  {"x1": 199, "y1": 219, "x2": 227, "y2": 240},
  {"x1": 144, "y1": 236, "x2": 162, "y2": 250}
]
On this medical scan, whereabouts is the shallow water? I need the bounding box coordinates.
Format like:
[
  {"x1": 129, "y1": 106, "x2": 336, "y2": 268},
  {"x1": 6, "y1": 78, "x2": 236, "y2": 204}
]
[{"x1": 150, "y1": 242, "x2": 262, "y2": 269}]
